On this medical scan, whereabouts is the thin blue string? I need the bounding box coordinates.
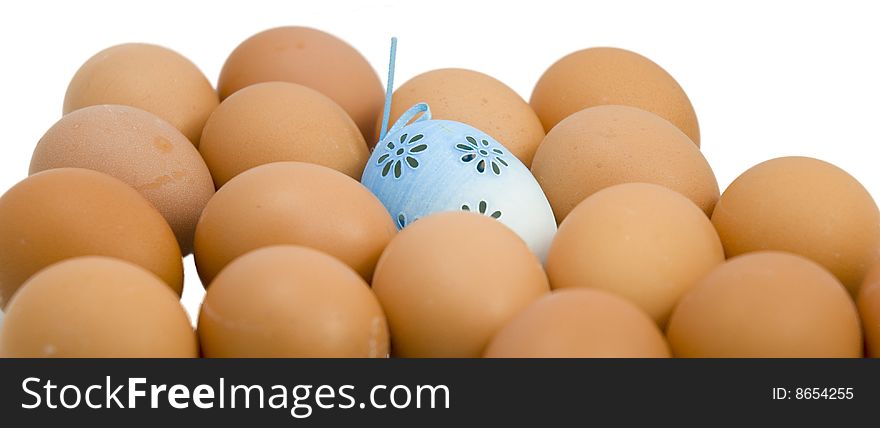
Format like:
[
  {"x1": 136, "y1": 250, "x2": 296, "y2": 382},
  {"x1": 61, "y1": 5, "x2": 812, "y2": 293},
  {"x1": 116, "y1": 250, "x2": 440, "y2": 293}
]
[
  {"x1": 378, "y1": 37, "x2": 398, "y2": 142},
  {"x1": 387, "y1": 102, "x2": 430, "y2": 136}
]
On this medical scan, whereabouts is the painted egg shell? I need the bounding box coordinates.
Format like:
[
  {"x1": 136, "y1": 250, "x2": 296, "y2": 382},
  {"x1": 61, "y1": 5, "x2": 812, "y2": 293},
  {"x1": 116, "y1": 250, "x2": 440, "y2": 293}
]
[{"x1": 361, "y1": 103, "x2": 557, "y2": 260}]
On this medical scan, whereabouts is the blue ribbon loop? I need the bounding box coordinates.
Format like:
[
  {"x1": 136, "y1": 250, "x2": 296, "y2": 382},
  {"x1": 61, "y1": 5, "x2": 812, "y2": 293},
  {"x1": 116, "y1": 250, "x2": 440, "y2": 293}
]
[{"x1": 386, "y1": 103, "x2": 432, "y2": 139}]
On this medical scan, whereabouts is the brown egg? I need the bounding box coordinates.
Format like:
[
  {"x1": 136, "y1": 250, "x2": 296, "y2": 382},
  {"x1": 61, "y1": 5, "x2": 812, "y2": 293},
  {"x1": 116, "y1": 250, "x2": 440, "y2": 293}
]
[
  {"x1": 711, "y1": 156, "x2": 880, "y2": 295},
  {"x1": 547, "y1": 183, "x2": 724, "y2": 326},
  {"x1": 484, "y1": 288, "x2": 670, "y2": 358},
  {"x1": 199, "y1": 82, "x2": 369, "y2": 187},
  {"x1": 64, "y1": 43, "x2": 218, "y2": 146},
  {"x1": 194, "y1": 162, "x2": 396, "y2": 285},
  {"x1": 379, "y1": 68, "x2": 546, "y2": 166},
  {"x1": 0, "y1": 257, "x2": 197, "y2": 358},
  {"x1": 0, "y1": 168, "x2": 183, "y2": 307},
  {"x1": 198, "y1": 246, "x2": 388, "y2": 358},
  {"x1": 531, "y1": 105, "x2": 718, "y2": 222},
  {"x1": 859, "y1": 263, "x2": 880, "y2": 357},
  {"x1": 372, "y1": 212, "x2": 549, "y2": 357},
  {"x1": 218, "y1": 26, "x2": 384, "y2": 140},
  {"x1": 530, "y1": 47, "x2": 699, "y2": 146},
  {"x1": 667, "y1": 252, "x2": 862, "y2": 358},
  {"x1": 30, "y1": 105, "x2": 215, "y2": 254}
]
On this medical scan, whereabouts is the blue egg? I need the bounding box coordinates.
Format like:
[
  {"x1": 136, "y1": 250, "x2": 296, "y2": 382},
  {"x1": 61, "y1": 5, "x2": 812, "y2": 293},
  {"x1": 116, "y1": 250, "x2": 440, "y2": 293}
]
[{"x1": 361, "y1": 103, "x2": 557, "y2": 260}]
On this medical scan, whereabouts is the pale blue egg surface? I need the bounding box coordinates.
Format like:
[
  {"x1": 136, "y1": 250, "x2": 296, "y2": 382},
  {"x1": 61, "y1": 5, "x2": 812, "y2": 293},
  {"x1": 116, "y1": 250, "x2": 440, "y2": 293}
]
[{"x1": 361, "y1": 103, "x2": 557, "y2": 260}]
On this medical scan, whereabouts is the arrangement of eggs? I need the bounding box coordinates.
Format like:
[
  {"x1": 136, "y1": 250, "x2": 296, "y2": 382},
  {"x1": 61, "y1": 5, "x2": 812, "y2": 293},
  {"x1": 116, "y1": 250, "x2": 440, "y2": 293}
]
[{"x1": 1, "y1": 26, "x2": 879, "y2": 359}]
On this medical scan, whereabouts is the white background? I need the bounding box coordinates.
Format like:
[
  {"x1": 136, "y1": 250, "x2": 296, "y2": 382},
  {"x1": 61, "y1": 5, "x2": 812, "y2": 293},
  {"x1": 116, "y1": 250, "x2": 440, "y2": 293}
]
[{"x1": 1, "y1": 0, "x2": 878, "y2": 324}]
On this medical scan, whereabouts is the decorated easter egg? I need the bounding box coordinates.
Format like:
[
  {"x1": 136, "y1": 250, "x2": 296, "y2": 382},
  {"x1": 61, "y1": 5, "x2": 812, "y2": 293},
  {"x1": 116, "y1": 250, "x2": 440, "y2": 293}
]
[{"x1": 361, "y1": 103, "x2": 557, "y2": 260}]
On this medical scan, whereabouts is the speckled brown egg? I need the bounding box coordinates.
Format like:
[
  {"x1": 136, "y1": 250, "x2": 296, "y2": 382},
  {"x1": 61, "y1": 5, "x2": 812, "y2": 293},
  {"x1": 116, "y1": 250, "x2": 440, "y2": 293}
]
[
  {"x1": 484, "y1": 288, "x2": 670, "y2": 358},
  {"x1": 0, "y1": 256, "x2": 197, "y2": 358},
  {"x1": 0, "y1": 168, "x2": 183, "y2": 307},
  {"x1": 546, "y1": 183, "x2": 725, "y2": 326},
  {"x1": 218, "y1": 26, "x2": 384, "y2": 140},
  {"x1": 30, "y1": 105, "x2": 215, "y2": 254},
  {"x1": 193, "y1": 162, "x2": 396, "y2": 285},
  {"x1": 379, "y1": 68, "x2": 546, "y2": 166},
  {"x1": 64, "y1": 43, "x2": 218, "y2": 146},
  {"x1": 372, "y1": 212, "x2": 550, "y2": 357},
  {"x1": 712, "y1": 156, "x2": 880, "y2": 295},
  {"x1": 667, "y1": 251, "x2": 862, "y2": 358},
  {"x1": 199, "y1": 82, "x2": 369, "y2": 187},
  {"x1": 531, "y1": 105, "x2": 718, "y2": 222},
  {"x1": 198, "y1": 246, "x2": 388, "y2": 358},
  {"x1": 858, "y1": 263, "x2": 880, "y2": 357},
  {"x1": 531, "y1": 47, "x2": 699, "y2": 146}
]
